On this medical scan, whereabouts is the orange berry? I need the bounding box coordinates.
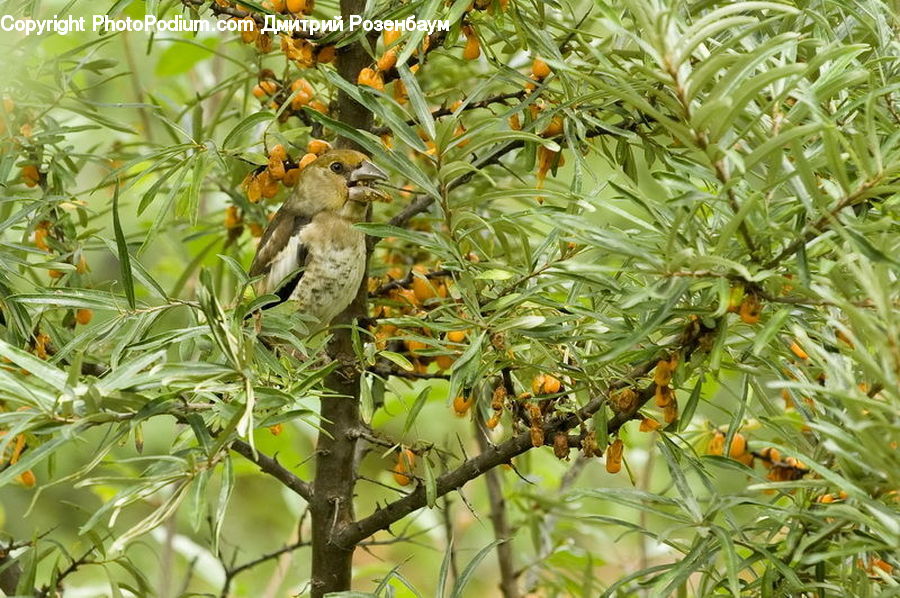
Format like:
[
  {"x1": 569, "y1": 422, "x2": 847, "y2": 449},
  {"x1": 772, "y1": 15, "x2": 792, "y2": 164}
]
[
  {"x1": 654, "y1": 384, "x2": 674, "y2": 407},
  {"x1": 393, "y1": 79, "x2": 408, "y2": 105},
  {"x1": 532, "y1": 58, "x2": 551, "y2": 79},
  {"x1": 544, "y1": 375, "x2": 562, "y2": 393},
  {"x1": 224, "y1": 205, "x2": 241, "y2": 229},
  {"x1": 639, "y1": 417, "x2": 662, "y2": 432},
  {"x1": 836, "y1": 329, "x2": 854, "y2": 348},
  {"x1": 259, "y1": 170, "x2": 279, "y2": 198},
  {"x1": 291, "y1": 77, "x2": 314, "y2": 96},
  {"x1": 610, "y1": 388, "x2": 637, "y2": 413},
  {"x1": 405, "y1": 339, "x2": 427, "y2": 355},
  {"x1": 21, "y1": 164, "x2": 39, "y2": 187},
  {"x1": 446, "y1": 329, "x2": 468, "y2": 343},
  {"x1": 383, "y1": 30, "x2": 401, "y2": 47},
  {"x1": 392, "y1": 448, "x2": 416, "y2": 486},
  {"x1": 789, "y1": 341, "x2": 809, "y2": 360},
  {"x1": 246, "y1": 175, "x2": 262, "y2": 203},
  {"x1": 268, "y1": 155, "x2": 286, "y2": 180},
  {"x1": 606, "y1": 438, "x2": 623, "y2": 474},
  {"x1": 486, "y1": 413, "x2": 501, "y2": 429},
  {"x1": 653, "y1": 358, "x2": 675, "y2": 386},
  {"x1": 759, "y1": 447, "x2": 781, "y2": 468},
  {"x1": 17, "y1": 470, "x2": 36, "y2": 487},
  {"x1": 452, "y1": 395, "x2": 473, "y2": 416},
  {"x1": 256, "y1": 33, "x2": 273, "y2": 53},
  {"x1": 298, "y1": 152, "x2": 317, "y2": 170},
  {"x1": 268, "y1": 423, "x2": 283, "y2": 435},
  {"x1": 553, "y1": 432, "x2": 570, "y2": 460},
  {"x1": 75, "y1": 308, "x2": 93, "y2": 325},
  {"x1": 435, "y1": 354, "x2": 456, "y2": 370},
  {"x1": 316, "y1": 44, "x2": 336, "y2": 63},
  {"x1": 383, "y1": 29, "x2": 401, "y2": 47},
  {"x1": 739, "y1": 294, "x2": 762, "y2": 324},
  {"x1": 260, "y1": 80, "x2": 278, "y2": 95},
  {"x1": 34, "y1": 227, "x2": 50, "y2": 251},
  {"x1": 291, "y1": 93, "x2": 311, "y2": 111},
  {"x1": 530, "y1": 426, "x2": 544, "y2": 448},
  {"x1": 48, "y1": 269, "x2": 64, "y2": 279},
  {"x1": 307, "y1": 139, "x2": 331, "y2": 155},
  {"x1": 308, "y1": 100, "x2": 328, "y2": 114},
  {"x1": 249, "y1": 222, "x2": 264, "y2": 237},
  {"x1": 707, "y1": 431, "x2": 725, "y2": 456},
  {"x1": 252, "y1": 84, "x2": 266, "y2": 99},
  {"x1": 282, "y1": 168, "x2": 301, "y2": 186},
  {"x1": 269, "y1": 144, "x2": 287, "y2": 160},
  {"x1": 286, "y1": 0, "x2": 306, "y2": 12},
  {"x1": 240, "y1": 17, "x2": 259, "y2": 43},
  {"x1": 358, "y1": 67, "x2": 384, "y2": 91},
  {"x1": 541, "y1": 116, "x2": 564, "y2": 137},
  {"x1": 662, "y1": 402, "x2": 678, "y2": 424},
  {"x1": 33, "y1": 333, "x2": 50, "y2": 359},
  {"x1": 411, "y1": 277, "x2": 437, "y2": 303},
  {"x1": 377, "y1": 49, "x2": 398, "y2": 71},
  {"x1": 462, "y1": 28, "x2": 481, "y2": 60},
  {"x1": 508, "y1": 113, "x2": 521, "y2": 130},
  {"x1": 728, "y1": 433, "x2": 747, "y2": 459}
]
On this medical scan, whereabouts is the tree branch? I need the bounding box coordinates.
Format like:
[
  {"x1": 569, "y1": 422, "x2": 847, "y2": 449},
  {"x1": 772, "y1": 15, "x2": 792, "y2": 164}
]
[
  {"x1": 370, "y1": 91, "x2": 527, "y2": 136},
  {"x1": 229, "y1": 439, "x2": 312, "y2": 501},
  {"x1": 338, "y1": 318, "x2": 705, "y2": 546},
  {"x1": 221, "y1": 539, "x2": 310, "y2": 598},
  {"x1": 338, "y1": 387, "x2": 647, "y2": 546},
  {"x1": 762, "y1": 174, "x2": 889, "y2": 269}
]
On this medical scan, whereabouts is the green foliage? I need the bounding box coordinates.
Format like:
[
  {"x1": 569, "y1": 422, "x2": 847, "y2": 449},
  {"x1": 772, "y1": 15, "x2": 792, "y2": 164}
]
[{"x1": 0, "y1": 0, "x2": 898, "y2": 596}]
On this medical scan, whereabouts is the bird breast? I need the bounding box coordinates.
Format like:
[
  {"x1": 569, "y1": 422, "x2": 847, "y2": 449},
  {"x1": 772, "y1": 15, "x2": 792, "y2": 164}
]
[{"x1": 292, "y1": 213, "x2": 366, "y2": 324}]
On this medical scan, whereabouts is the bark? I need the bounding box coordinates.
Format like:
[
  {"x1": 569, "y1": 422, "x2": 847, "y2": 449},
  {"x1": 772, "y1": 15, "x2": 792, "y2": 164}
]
[{"x1": 308, "y1": 1, "x2": 373, "y2": 595}]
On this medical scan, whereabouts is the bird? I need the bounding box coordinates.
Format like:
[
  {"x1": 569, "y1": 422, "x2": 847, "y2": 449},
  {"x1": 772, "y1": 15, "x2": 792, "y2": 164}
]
[{"x1": 248, "y1": 149, "x2": 388, "y2": 325}]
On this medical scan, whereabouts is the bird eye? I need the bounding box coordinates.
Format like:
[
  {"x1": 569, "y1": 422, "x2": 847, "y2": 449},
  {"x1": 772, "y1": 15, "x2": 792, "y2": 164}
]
[{"x1": 330, "y1": 162, "x2": 344, "y2": 173}]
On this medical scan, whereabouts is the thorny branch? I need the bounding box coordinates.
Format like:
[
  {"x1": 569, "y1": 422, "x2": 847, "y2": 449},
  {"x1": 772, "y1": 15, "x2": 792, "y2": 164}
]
[
  {"x1": 220, "y1": 539, "x2": 311, "y2": 598},
  {"x1": 229, "y1": 439, "x2": 312, "y2": 501},
  {"x1": 336, "y1": 333, "x2": 692, "y2": 546}
]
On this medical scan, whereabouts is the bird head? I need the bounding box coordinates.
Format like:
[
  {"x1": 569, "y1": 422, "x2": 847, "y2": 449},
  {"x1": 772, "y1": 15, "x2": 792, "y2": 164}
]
[{"x1": 285, "y1": 149, "x2": 389, "y2": 218}]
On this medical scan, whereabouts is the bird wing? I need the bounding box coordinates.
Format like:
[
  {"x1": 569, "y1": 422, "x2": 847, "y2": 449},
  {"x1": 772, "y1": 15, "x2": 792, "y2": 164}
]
[{"x1": 249, "y1": 209, "x2": 311, "y2": 303}]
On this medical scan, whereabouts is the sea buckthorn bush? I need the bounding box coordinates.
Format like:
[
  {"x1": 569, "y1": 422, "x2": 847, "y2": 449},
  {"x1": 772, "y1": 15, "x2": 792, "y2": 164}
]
[{"x1": 0, "y1": 0, "x2": 897, "y2": 596}]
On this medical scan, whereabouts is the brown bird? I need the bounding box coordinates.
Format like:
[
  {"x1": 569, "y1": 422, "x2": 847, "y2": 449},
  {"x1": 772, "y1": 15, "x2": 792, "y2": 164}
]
[{"x1": 249, "y1": 149, "x2": 388, "y2": 325}]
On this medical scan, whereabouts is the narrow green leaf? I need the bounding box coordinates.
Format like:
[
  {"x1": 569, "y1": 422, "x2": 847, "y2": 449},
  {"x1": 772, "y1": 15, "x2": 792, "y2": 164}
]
[{"x1": 112, "y1": 183, "x2": 136, "y2": 309}]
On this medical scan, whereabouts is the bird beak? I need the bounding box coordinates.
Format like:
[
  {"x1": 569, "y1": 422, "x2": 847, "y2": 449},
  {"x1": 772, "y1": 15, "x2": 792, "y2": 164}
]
[
  {"x1": 350, "y1": 160, "x2": 388, "y2": 183},
  {"x1": 349, "y1": 160, "x2": 390, "y2": 203}
]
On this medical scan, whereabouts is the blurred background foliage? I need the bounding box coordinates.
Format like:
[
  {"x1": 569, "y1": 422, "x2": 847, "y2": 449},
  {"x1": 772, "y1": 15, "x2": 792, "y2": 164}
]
[{"x1": 0, "y1": 0, "x2": 898, "y2": 596}]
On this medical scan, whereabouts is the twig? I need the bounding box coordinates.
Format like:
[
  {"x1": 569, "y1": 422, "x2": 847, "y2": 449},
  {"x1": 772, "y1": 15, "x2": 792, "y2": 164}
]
[
  {"x1": 367, "y1": 364, "x2": 451, "y2": 380},
  {"x1": 220, "y1": 539, "x2": 310, "y2": 598},
  {"x1": 762, "y1": 174, "x2": 889, "y2": 269},
  {"x1": 370, "y1": 91, "x2": 528, "y2": 136},
  {"x1": 372, "y1": 268, "x2": 452, "y2": 296}
]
